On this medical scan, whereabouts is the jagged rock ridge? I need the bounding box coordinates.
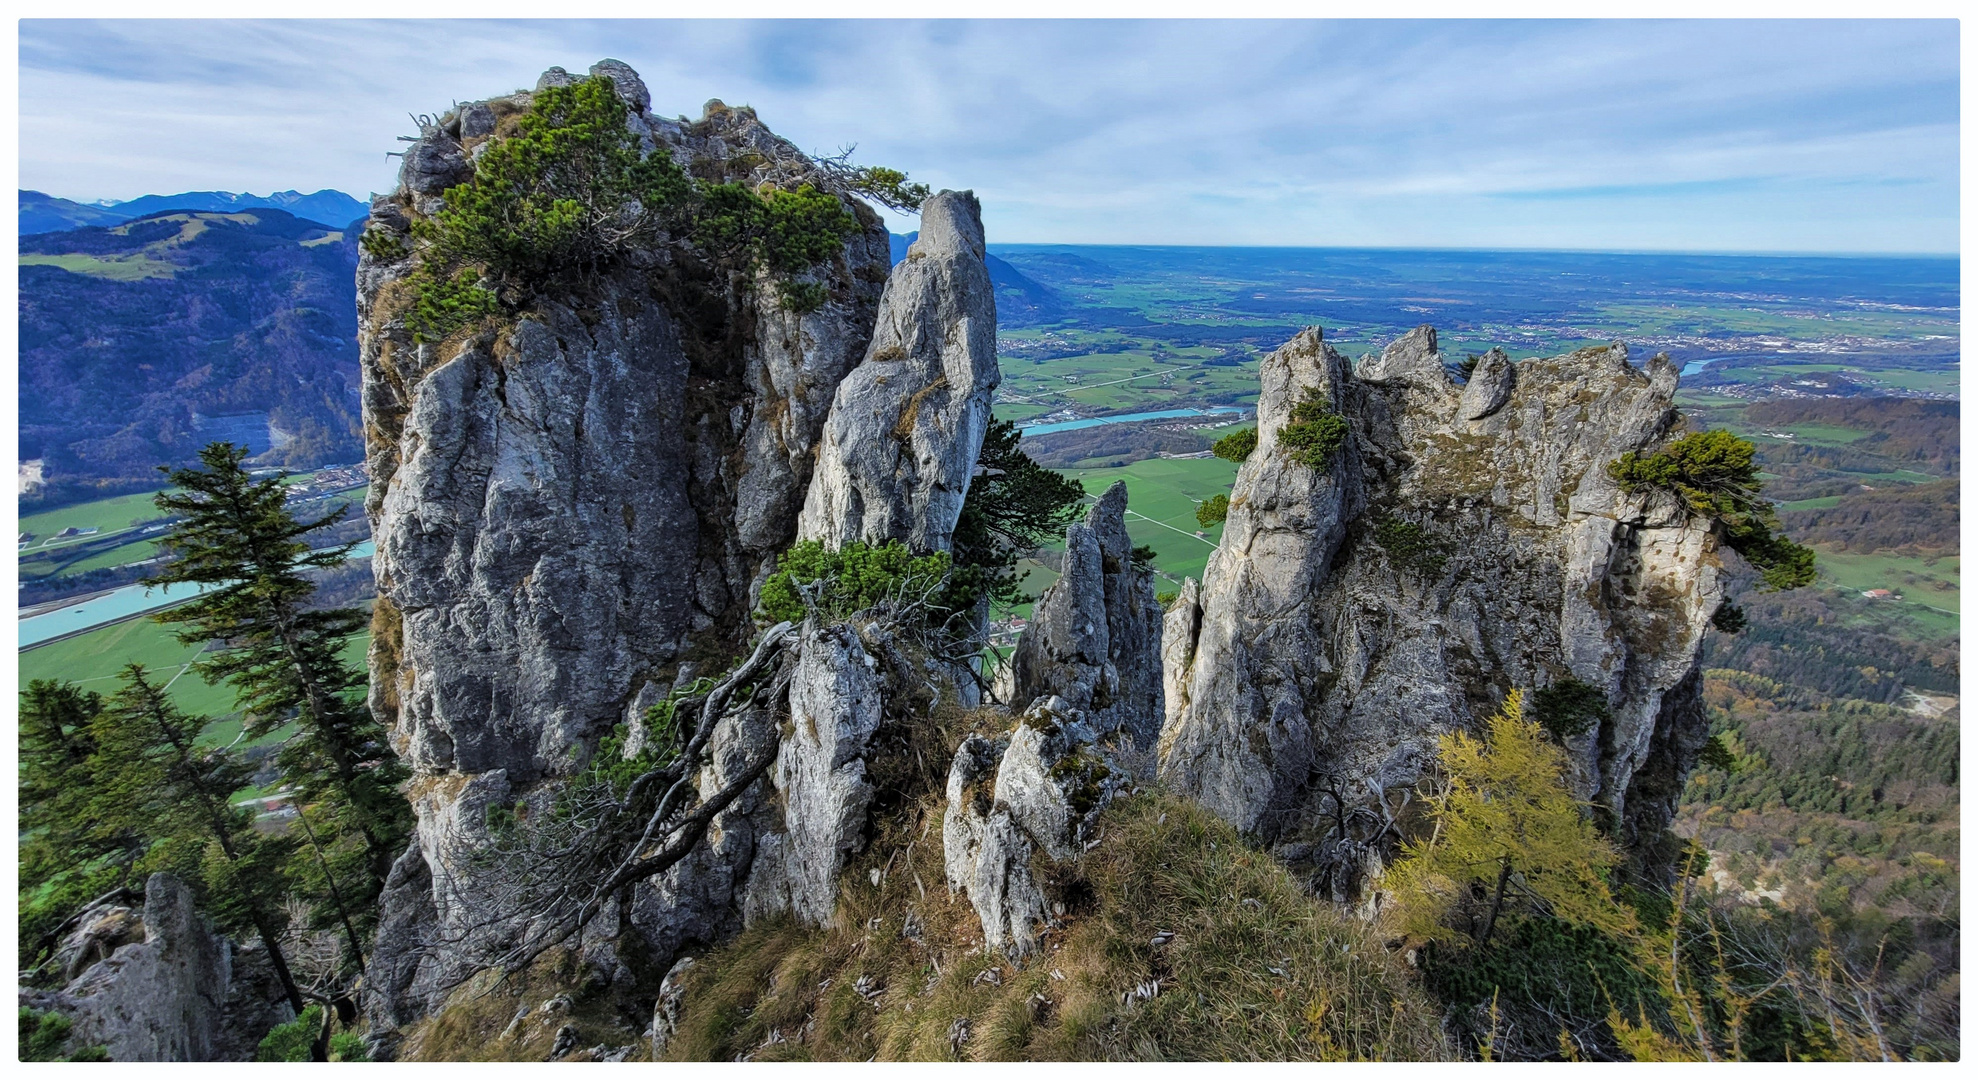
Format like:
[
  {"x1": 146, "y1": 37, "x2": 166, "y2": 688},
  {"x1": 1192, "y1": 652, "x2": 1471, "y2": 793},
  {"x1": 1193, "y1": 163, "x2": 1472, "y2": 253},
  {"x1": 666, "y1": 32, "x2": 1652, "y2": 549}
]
[
  {"x1": 356, "y1": 60, "x2": 998, "y2": 1032},
  {"x1": 1160, "y1": 325, "x2": 1723, "y2": 892}
]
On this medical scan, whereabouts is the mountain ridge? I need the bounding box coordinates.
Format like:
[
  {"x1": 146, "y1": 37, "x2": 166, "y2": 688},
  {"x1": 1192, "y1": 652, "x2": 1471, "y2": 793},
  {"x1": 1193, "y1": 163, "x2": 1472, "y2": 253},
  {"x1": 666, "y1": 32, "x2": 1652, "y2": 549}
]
[{"x1": 20, "y1": 188, "x2": 369, "y2": 235}]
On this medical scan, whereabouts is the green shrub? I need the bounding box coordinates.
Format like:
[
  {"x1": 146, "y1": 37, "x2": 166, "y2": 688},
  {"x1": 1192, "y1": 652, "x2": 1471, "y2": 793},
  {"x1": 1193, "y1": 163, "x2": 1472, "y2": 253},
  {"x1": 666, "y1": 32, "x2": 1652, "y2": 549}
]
[
  {"x1": 776, "y1": 279, "x2": 829, "y2": 314},
  {"x1": 400, "y1": 75, "x2": 875, "y2": 336},
  {"x1": 359, "y1": 228, "x2": 408, "y2": 262},
  {"x1": 329, "y1": 1030, "x2": 370, "y2": 1062},
  {"x1": 1606, "y1": 430, "x2": 1814, "y2": 590},
  {"x1": 256, "y1": 1005, "x2": 323, "y2": 1062},
  {"x1": 820, "y1": 161, "x2": 931, "y2": 212},
  {"x1": 19, "y1": 1006, "x2": 108, "y2": 1061},
  {"x1": 1529, "y1": 676, "x2": 1610, "y2": 741},
  {"x1": 758, "y1": 540, "x2": 952, "y2": 625},
  {"x1": 405, "y1": 267, "x2": 500, "y2": 343},
  {"x1": 1419, "y1": 916, "x2": 1662, "y2": 1061},
  {"x1": 1710, "y1": 603, "x2": 1748, "y2": 634},
  {"x1": 1277, "y1": 388, "x2": 1350, "y2": 470},
  {"x1": 1372, "y1": 516, "x2": 1448, "y2": 575},
  {"x1": 1210, "y1": 427, "x2": 1256, "y2": 462},
  {"x1": 1130, "y1": 544, "x2": 1158, "y2": 569},
  {"x1": 1195, "y1": 493, "x2": 1229, "y2": 529}
]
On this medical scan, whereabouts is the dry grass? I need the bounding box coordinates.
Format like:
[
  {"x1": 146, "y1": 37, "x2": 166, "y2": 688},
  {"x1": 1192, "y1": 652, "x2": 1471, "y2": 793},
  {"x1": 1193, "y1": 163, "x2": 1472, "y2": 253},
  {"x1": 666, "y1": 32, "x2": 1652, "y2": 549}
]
[
  {"x1": 399, "y1": 948, "x2": 653, "y2": 1062},
  {"x1": 658, "y1": 790, "x2": 1453, "y2": 1061}
]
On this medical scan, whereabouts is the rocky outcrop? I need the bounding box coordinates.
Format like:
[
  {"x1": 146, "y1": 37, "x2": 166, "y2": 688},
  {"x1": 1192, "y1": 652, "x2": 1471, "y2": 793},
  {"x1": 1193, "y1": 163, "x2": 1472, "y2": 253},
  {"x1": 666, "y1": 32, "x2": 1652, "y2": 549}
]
[
  {"x1": 797, "y1": 190, "x2": 1000, "y2": 555},
  {"x1": 742, "y1": 623, "x2": 884, "y2": 926},
  {"x1": 943, "y1": 698, "x2": 1129, "y2": 956},
  {"x1": 50, "y1": 898, "x2": 146, "y2": 983},
  {"x1": 359, "y1": 62, "x2": 894, "y2": 1027},
  {"x1": 18, "y1": 874, "x2": 292, "y2": 1062},
  {"x1": 1008, "y1": 480, "x2": 1165, "y2": 751},
  {"x1": 1160, "y1": 326, "x2": 1723, "y2": 889},
  {"x1": 1457, "y1": 347, "x2": 1515, "y2": 421}
]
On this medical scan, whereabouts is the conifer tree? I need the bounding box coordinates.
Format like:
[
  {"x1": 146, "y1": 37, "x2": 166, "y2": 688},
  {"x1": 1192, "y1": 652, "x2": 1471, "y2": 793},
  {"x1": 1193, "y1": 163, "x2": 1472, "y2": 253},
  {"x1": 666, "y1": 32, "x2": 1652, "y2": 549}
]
[
  {"x1": 948, "y1": 416, "x2": 1087, "y2": 609},
  {"x1": 95, "y1": 665, "x2": 308, "y2": 1015},
  {"x1": 1384, "y1": 689, "x2": 1637, "y2": 949},
  {"x1": 17, "y1": 681, "x2": 148, "y2": 970},
  {"x1": 146, "y1": 442, "x2": 409, "y2": 948}
]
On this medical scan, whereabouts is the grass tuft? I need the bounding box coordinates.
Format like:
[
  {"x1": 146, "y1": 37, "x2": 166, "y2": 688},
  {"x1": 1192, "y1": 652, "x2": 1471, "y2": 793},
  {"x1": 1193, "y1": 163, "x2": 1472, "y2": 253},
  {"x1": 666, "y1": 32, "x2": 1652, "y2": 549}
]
[{"x1": 659, "y1": 790, "x2": 1451, "y2": 1061}]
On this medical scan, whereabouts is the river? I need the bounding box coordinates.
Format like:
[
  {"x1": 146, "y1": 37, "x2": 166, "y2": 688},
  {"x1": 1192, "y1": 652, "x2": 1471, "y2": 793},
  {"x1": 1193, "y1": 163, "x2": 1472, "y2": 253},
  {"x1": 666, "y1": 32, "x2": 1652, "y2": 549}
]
[
  {"x1": 1018, "y1": 406, "x2": 1247, "y2": 436},
  {"x1": 19, "y1": 541, "x2": 376, "y2": 650}
]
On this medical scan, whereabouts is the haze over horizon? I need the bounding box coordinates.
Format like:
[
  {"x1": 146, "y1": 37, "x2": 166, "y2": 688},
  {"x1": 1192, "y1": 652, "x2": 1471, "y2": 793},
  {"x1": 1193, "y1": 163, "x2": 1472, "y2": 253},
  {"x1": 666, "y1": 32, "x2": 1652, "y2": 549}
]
[{"x1": 19, "y1": 18, "x2": 1959, "y2": 255}]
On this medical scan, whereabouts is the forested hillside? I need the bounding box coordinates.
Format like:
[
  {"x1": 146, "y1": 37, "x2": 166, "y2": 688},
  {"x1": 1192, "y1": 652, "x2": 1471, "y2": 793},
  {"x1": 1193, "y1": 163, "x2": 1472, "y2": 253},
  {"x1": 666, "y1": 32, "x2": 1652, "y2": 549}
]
[{"x1": 19, "y1": 209, "x2": 364, "y2": 507}]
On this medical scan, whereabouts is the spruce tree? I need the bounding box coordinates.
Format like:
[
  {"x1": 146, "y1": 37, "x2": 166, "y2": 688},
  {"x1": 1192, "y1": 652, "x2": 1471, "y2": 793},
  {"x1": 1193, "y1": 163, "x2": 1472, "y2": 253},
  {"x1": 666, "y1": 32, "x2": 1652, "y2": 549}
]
[
  {"x1": 95, "y1": 665, "x2": 308, "y2": 1015},
  {"x1": 146, "y1": 442, "x2": 409, "y2": 953},
  {"x1": 17, "y1": 681, "x2": 147, "y2": 971}
]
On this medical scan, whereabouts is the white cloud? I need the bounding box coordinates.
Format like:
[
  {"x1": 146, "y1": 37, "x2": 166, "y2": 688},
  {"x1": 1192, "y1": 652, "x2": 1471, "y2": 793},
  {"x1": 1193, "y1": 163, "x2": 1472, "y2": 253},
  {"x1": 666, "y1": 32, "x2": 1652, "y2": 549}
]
[{"x1": 18, "y1": 18, "x2": 1958, "y2": 251}]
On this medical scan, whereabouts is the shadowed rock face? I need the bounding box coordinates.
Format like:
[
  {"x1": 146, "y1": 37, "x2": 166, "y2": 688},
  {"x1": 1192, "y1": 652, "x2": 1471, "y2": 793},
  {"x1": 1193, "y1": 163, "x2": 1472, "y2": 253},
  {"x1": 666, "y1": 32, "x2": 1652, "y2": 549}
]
[
  {"x1": 1160, "y1": 325, "x2": 1723, "y2": 889},
  {"x1": 357, "y1": 62, "x2": 894, "y2": 1024},
  {"x1": 798, "y1": 190, "x2": 1000, "y2": 555}
]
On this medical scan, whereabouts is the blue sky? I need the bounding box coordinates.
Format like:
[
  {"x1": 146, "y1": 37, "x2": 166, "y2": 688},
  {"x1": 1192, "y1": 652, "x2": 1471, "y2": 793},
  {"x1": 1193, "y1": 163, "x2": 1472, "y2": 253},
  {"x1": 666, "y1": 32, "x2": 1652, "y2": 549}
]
[{"x1": 17, "y1": 19, "x2": 1960, "y2": 253}]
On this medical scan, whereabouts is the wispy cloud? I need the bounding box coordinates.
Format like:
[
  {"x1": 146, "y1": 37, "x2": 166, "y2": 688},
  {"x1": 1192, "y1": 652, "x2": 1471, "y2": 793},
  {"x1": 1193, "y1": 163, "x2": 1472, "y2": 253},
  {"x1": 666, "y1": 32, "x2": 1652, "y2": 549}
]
[{"x1": 17, "y1": 18, "x2": 1959, "y2": 253}]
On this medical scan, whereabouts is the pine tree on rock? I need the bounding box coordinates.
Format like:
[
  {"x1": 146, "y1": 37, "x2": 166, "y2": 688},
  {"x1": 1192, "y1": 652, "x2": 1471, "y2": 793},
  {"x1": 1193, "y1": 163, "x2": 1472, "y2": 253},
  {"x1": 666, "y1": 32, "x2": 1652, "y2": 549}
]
[{"x1": 147, "y1": 442, "x2": 409, "y2": 951}]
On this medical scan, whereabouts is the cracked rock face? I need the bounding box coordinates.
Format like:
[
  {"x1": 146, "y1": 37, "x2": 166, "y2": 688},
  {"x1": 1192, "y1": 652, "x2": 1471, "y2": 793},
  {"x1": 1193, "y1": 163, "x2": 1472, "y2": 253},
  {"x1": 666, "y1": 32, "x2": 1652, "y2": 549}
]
[
  {"x1": 1160, "y1": 325, "x2": 1723, "y2": 887},
  {"x1": 943, "y1": 698, "x2": 1129, "y2": 956},
  {"x1": 798, "y1": 190, "x2": 1000, "y2": 554},
  {"x1": 1008, "y1": 481, "x2": 1165, "y2": 752},
  {"x1": 359, "y1": 62, "x2": 892, "y2": 1028}
]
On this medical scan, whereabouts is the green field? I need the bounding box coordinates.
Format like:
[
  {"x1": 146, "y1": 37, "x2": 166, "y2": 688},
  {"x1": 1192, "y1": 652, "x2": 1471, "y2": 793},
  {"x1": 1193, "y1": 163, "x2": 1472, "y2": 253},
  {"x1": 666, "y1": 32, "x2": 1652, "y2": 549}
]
[
  {"x1": 19, "y1": 252, "x2": 179, "y2": 280},
  {"x1": 998, "y1": 330, "x2": 1259, "y2": 420},
  {"x1": 20, "y1": 614, "x2": 372, "y2": 747},
  {"x1": 1854, "y1": 367, "x2": 1961, "y2": 395},
  {"x1": 1813, "y1": 547, "x2": 1960, "y2": 639},
  {"x1": 19, "y1": 488, "x2": 171, "y2": 546},
  {"x1": 21, "y1": 483, "x2": 368, "y2": 582},
  {"x1": 22, "y1": 616, "x2": 243, "y2": 724},
  {"x1": 1056, "y1": 455, "x2": 1240, "y2": 585}
]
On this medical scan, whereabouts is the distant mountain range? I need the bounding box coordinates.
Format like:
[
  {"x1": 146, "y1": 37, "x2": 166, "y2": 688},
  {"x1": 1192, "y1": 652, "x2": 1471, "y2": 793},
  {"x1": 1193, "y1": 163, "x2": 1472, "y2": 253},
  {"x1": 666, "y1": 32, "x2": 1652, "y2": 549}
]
[
  {"x1": 19, "y1": 208, "x2": 364, "y2": 503},
  {"x1": 20, "y1": 188, "x2": 369, "y2": 235}
]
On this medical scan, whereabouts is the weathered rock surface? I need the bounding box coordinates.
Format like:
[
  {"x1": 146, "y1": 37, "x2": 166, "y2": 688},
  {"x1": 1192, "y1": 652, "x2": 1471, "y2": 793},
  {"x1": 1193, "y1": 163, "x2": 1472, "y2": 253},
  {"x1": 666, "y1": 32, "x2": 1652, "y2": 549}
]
[
  {"x1": 798, "y1": 190, "x2": 1000, "y2": 554},
  {"x1": 19, "y1": 874, "x2": 291, "y2": 1062},
  {"x1": 1458, "y1": 346, "x2": 1515, "y2": 420},
  {"x1": 359, "y1": 62, "x2": 893, "y2": 1028},
  {"x1": 742, "y1": 623, "x2": 884, "y2": 926},
  {"x1": 1160, "y1": 326, "x2": 1724, "y2": 889},
  {"x1": 50, "y1": 898, "x2": 146, "y2": 983},
  {"x1": 1008, "y1": 480, "x2": 1165, "y2": 751},
  {"x1": 943, "y1": 698, "x2": 1129, "y2": 956}
]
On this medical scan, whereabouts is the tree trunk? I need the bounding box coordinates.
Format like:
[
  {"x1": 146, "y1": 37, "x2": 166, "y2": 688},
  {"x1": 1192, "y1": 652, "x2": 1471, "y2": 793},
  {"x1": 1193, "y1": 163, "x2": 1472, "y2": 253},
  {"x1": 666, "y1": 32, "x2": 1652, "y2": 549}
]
[
  {"x1": 295, "y1": 807, "x2": 369, "y2": 979},
  {"x1": 250, "y1": 907, "x2": 308, "y2": 1017},
  {"x1": 1478, "y1": 859, "x2": 1513, "y2": 948}
]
